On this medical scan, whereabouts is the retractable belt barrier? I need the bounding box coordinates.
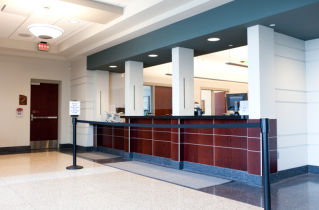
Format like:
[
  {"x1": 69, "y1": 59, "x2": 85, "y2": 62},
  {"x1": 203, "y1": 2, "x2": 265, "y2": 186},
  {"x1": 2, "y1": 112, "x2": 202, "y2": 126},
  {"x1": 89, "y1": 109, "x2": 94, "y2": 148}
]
[{"x1": 68, "y1": 118, "x2": 271, "y2": 210}]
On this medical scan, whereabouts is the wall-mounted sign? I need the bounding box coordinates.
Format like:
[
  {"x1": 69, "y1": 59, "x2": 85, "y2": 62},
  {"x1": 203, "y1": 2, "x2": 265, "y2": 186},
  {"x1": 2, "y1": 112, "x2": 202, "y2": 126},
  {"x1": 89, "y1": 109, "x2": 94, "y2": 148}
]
[
  {"x1": 38, "y1": 42, "x2": 49, "y2": 52},
  {"x1": 17, "y1": 108, "x2": 23, "y2": 117},
  {"x1": 69, "y1": 101, "x2": 80, "y2": 116},
  {"x1": 19, "y1": 95, "x2": 27, "y2": 105}
]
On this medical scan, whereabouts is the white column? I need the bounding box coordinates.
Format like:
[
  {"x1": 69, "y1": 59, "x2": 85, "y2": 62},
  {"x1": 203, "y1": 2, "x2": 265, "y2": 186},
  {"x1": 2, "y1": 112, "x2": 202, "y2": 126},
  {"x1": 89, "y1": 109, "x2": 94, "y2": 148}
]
[
  {"x1": 172, "y1": 47, "x2": 194, "y2": 116},
  {"x1": 94, "y1": 70, "x2": 109, "y2": 121},
  {"x1": 125, "y1": 61, "x2": 144, "y2": 116},
  {"x1": 248, "y1": 25, "x2": 276, "y2": 119}
]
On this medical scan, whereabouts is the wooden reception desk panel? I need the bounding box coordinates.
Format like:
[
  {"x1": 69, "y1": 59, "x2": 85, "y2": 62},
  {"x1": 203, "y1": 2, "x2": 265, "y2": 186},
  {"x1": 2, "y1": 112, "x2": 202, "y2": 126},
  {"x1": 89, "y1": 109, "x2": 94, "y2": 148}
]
[{"x1": 94, "y1": 117, "x2": 277, "y2": 176}]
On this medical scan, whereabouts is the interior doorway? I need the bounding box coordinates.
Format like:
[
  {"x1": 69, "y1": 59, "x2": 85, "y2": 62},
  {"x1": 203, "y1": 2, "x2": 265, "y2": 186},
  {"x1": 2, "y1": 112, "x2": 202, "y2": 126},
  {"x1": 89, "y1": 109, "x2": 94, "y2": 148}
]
[
  {"x1": 30, "y1": 82, "x2": 59, "y2": 149},
  {"x1": 154, "y1": 86, "x2": 172, "y2": 116},
  {"x1": 201, "y1": 89, "x2": 228, "y2": 115}
]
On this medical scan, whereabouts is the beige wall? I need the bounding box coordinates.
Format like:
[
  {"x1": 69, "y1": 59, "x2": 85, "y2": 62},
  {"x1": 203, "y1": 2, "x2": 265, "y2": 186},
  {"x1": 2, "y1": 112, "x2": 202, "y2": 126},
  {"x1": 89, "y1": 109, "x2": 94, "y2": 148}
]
[{"x1": 0, "y1": 54, "x2": 70, "y2": 148}]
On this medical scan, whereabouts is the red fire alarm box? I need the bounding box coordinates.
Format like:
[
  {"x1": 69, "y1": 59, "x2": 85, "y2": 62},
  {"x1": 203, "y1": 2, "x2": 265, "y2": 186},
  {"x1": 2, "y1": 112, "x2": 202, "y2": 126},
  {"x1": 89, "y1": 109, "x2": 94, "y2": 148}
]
[{"x1": 17, "y1": 108, "x2": 23, "y2": 117}]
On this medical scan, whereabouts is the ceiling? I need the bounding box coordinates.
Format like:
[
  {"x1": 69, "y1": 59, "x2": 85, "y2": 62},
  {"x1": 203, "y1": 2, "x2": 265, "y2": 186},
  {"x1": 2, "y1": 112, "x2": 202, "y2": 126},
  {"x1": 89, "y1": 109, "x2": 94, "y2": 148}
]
[
  {"x1": 87, "y1": 0, "x2": 319, "y2": 72},
  {"x1": 0, "y1": 0, "x2": 233, "y2": 61},
  {"x1": 0, "y1": 0, "x2": 130, "y2": 45}
]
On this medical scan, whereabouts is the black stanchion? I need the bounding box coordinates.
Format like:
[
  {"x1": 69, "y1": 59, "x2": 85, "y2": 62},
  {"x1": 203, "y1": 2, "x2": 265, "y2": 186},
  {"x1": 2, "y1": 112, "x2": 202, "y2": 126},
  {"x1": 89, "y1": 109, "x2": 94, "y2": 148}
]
[
  {"x1": 261, "y1": 118, "x2": 271, "y2": 210},
  {"x1": 66, "y1": 117, "x2": 83, "y2": 170}
]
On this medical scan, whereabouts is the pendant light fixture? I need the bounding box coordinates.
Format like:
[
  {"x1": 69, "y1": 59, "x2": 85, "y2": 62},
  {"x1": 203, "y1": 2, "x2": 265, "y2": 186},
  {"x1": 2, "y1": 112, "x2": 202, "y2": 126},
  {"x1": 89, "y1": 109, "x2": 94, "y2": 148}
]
[{"x1": 28, "y1": 6, "x2": 64, "y2": 40}]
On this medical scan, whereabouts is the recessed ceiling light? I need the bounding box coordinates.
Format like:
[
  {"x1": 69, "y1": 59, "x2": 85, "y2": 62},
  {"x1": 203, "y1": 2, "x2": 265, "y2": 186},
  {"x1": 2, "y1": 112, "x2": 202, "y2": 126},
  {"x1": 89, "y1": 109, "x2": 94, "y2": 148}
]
[
  {"x1": 270, "y1": 24, "x2": 276, "y2": 27},
  {"x1": 109, "y1": 66, "x2": 117, "y2": 68},
  {"x1": 149, "y1": 54, "x2": 158, "y2": 57},
  {"x1": 208, "y1": 38, "x2": 220, "y2": 42},
  {"x1": 18, "y1": 34, "x2": 31, "y2": 37},
  {"x1": 69, "y1": 20, "x2": 79, "y2": 24},
  {"x1": 229, "y1": 45, "x2": 233, "y2": 47}
]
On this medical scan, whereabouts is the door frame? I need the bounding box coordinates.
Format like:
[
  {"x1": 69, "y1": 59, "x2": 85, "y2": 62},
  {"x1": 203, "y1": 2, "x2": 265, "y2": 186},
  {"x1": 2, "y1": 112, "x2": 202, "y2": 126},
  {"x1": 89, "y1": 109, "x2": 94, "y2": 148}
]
[
  {"x1": 200, "y1": 87, "x2": 230, "y2": 115},
  {"x1": 143, "y1": 82, "x2": 172, "y2": 115},
  {"x1": 30, "y1": 79, "x2": 61, "y2": 149}
]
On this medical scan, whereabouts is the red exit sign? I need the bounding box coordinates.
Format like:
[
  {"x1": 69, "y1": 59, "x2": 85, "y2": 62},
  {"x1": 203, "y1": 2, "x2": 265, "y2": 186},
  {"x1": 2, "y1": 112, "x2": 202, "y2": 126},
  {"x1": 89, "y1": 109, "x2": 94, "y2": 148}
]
[{"x1": 38, "y1": 42, "x2": 49, "y2": 52}]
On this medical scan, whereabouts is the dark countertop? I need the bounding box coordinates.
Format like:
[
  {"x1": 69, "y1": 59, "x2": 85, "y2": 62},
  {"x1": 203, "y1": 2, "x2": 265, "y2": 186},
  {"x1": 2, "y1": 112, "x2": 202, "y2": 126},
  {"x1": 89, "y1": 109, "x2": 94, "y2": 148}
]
[{"x1": 120, "y1": 115, "x2": 249, "y2": 120}]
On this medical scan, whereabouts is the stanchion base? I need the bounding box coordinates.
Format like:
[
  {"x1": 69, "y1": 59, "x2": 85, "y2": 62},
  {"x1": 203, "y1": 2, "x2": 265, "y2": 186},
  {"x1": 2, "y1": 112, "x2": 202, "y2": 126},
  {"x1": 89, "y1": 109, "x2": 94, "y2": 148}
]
[{"x1": 66, "y1": 165, "x2": 83, "y2": 170}]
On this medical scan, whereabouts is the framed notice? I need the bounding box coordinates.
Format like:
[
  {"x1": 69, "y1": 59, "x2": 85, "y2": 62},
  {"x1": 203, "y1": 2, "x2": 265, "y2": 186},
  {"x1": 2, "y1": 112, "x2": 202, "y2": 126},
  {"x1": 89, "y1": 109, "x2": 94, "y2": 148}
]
[
  {"x1": 19, "y1": 95, "x2": 27, "y2": 105},
  {"x1": 69, "y1": 101, "x2": 81, "y2": 116}
]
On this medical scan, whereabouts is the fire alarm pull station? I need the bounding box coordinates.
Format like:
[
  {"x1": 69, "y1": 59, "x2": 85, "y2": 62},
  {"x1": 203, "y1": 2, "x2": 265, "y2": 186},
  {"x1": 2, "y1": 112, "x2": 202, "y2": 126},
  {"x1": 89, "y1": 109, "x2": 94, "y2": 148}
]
[{"x1": 17, "y1": 108, "x2": 23, "y2": 117}]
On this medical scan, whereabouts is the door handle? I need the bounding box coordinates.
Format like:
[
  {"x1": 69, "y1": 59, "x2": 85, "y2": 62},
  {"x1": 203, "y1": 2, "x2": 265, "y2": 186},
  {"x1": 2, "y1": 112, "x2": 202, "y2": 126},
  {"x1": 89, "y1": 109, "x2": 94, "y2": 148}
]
[{"x1": 31, "y1": 115, "x2": 58, "y2": 121}]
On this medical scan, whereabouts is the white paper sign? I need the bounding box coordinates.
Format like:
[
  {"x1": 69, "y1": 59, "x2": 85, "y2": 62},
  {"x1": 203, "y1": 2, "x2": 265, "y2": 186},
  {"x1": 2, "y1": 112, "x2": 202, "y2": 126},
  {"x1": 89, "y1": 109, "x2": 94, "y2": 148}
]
[
  {"x1": 240, "y1": 101, "x2": 249, "y2": 115},
  {"x1": 69, "y1": 101, "x2": 80, "y2": 116}
]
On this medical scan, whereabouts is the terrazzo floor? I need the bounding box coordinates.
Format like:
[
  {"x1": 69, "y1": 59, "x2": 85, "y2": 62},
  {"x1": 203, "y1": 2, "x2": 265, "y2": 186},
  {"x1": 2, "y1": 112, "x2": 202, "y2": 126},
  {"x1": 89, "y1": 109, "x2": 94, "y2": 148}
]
[{"x1": 0, "y1": 151, "x2": 261, "y2": 210}]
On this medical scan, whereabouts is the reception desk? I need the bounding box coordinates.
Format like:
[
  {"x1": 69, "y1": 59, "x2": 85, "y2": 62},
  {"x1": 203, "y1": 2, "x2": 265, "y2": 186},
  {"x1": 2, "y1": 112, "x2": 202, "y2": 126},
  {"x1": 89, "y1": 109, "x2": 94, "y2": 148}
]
[{"x1": 93, "y1": 116, "x2": 277, "y2": 186}]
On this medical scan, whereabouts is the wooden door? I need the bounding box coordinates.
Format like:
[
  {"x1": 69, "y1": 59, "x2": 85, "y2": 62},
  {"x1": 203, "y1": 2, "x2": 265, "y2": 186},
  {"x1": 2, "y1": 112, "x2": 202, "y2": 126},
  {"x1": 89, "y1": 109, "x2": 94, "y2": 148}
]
[
  {"x1": 155, "y1": 86, "x2": 172, "y2": 116},
  {"x1": 30, "y1": 83, "x2": 58, "y2": 149},
  {"x1": 214, "y1": 91, "x2": 226, "y2": 115}
]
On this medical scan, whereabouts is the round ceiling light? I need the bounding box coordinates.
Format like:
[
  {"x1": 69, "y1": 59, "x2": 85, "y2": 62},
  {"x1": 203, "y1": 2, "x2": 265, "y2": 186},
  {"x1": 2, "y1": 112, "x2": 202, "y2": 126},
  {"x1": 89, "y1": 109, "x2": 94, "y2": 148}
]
[
  {"x1": 229, "y1": 45, "x2": 233, "y2": 47},
  {"x1": 69, "y1": 20, "x2": 79, "y2": 24},
  {"x1": 28, "y1": 7, "x2": 64, "y2": 40},
  {"x1": 270, "y1": 24, "x2": 276, "y2": 27},
  {"x1": 109, "y1": 66, "x2": 117, "y2": 68},
  {"x1": 208, "y1": 38, "x2": 220, "y2": 42},
  {"x1": 149, "y1": 54, "x2": 158, "y2": 57},
  {"x1": 28, "y1": 24, "x2": 64, "y2": 39}
]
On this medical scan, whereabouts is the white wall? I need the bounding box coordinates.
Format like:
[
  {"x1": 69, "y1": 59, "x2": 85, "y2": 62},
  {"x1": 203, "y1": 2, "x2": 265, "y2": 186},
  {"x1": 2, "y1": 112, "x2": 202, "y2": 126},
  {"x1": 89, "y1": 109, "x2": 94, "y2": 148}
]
[
  {"x1": 109, "y1": 72, "x2": 125, "y2": 109},
  {"x1": 70, "y1": 59, "x2": 110, "y2": 147},
  {"x1": 201, "y1": 90, "x2": 212, "y2": 115},
  {"x1": 0, "y1": 54, "x2": 70, "y2": 147},
  {"x1": 70, "y1": 58, "x2": 94, "y2": 147},
  {"x1": 306, "y1": 38, "x2": 319, "y2": 166},
  {"x1": 274, "y1": 33, "x2": 308, "y2": 171}
]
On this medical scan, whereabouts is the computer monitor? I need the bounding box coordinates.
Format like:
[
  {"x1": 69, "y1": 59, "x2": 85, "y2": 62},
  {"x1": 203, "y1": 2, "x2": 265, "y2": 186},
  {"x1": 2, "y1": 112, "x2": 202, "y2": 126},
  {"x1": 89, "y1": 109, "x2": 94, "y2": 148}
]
[{"x1": 226, "y1": 93, "x2": 248, "y2": 111}]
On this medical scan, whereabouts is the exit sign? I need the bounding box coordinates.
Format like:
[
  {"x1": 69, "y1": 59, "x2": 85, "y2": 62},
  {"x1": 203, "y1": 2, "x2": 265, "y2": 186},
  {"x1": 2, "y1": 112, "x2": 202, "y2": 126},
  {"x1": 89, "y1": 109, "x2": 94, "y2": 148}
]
[{"x1": 38, "y1": 42, "x2": 49, "y2": 52}]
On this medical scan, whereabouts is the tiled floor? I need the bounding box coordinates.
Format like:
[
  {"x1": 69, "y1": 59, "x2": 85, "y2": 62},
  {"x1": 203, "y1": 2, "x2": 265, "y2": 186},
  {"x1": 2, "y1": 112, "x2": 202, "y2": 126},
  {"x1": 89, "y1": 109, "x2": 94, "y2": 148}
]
[
  {"x1": 200, "y1": 172, "x2": 319, "y2": 210},
  {"x1": 0, "y1": 151, "x2": 261, "y2": 210}
]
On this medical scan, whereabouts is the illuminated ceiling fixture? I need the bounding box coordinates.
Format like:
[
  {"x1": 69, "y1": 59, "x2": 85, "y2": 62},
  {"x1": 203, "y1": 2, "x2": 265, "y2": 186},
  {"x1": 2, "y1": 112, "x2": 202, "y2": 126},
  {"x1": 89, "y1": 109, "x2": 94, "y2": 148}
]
[
  {"x1": 109, "y1": 65, "x2": 117, "y2": 68},
  {"x1": 28, "y1": 6, "x2": 64, "y2": 40},
  {"x1": 225, "y1": 49, "x2": 248, "y2": 68},
  {"x1": 208, "y1": 38, "x2": 220, "y2": 42},
  {"x1": 149, "y1": 54, "x2": 158, "y2": 57}
]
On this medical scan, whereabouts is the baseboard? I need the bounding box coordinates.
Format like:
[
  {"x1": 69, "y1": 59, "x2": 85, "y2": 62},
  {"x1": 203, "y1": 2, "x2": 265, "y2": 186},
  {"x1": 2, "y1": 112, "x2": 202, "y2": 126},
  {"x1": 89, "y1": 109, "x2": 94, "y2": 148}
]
[{"x1": 0, "y1": 146, "x2": 31, "y2": 154}]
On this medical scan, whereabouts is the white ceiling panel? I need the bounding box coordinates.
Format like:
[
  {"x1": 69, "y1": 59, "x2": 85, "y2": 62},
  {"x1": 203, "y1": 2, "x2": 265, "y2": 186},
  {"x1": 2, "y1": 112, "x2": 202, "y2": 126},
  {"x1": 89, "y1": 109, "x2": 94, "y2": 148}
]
[
  {"x1": 2, "y1": 5, "x2": 32, "y2": 17},
  {"x1": 0, "y1": 12, "x2": 28, "y2": 38},
  {"x1": 93, "y1": 0, "x2": 135, "y2": 7},
  {"x1": 53, "y1": 22, "x2": 94, "y2": 45}
]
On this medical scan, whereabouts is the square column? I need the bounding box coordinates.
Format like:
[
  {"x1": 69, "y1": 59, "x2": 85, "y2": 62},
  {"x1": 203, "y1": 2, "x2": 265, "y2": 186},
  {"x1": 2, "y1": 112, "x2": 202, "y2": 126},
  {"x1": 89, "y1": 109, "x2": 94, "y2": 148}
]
[
  {"x1": 248, "y1": 25, "x2": 276, "y2": 119},
  {"x1": 172, "y1": 47, "x2": 194, "y2": 116},
  {"x1": 125, "y1": 61, "x2": 144, "y2": 116}
]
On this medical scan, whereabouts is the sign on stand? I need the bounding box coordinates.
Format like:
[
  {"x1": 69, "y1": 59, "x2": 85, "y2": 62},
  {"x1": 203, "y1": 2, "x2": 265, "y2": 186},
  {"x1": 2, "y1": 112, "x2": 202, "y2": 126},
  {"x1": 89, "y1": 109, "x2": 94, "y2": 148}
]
[
  {"x1": 69, "y1": 101, "x2": 80, "y2": 116},
  {"x1": 67, "y1": 100, "x2": 83, "y2": 170}
]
